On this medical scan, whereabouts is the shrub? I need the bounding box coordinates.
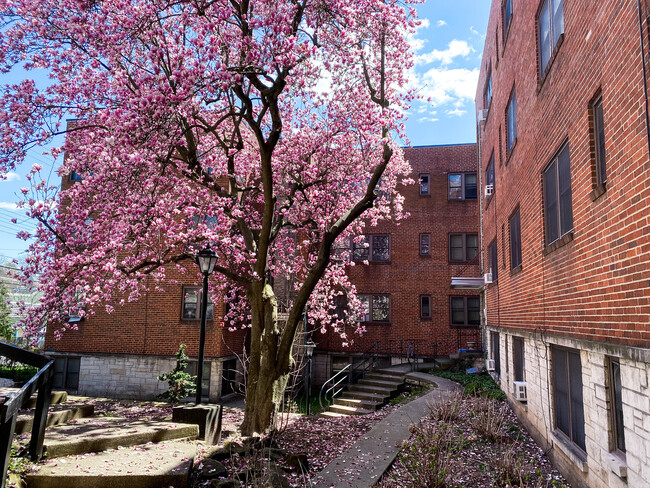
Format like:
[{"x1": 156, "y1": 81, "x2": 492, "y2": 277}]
[
  {"x1": 429, "y1": 390, "x2": 462, "y2": 422},
  {"x1": 157, "y1": 344, "x2": 196, "y2": 403},
  {"x1": 433, "y1": 371, "x2": 506, "y2": 400},
  {"x1": 473, "y1": 397, "x2": 508, "y2": 442},
  {"x1": 398, "y1": 422, "x2": 455, "y2": 488}
]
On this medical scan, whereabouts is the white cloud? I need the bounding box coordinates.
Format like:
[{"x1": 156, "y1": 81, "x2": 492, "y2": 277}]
[
  {"x1": 470, "y1": 25, "x2": 482, "y2": 37},
  {"x1": 436, "y1": 20, "x2": 447, "y2": 28},
  {"x1": 418, "y1": 67, "x2": 480, "y2": 107},
  {"x1": 0, "y1": 202, "x2": 19, "y2": 211},
  {"x1": 2, "y1": 172, "x2": 20, "y2": 183},
  {"x1": 447, "y1": 108, "x2": 467, "y2": 117},
  {"x1": 416, "y1": 40, "x2": 474, "y2": 66},
  {"x1": 418, "y1": 116, "x2": 439, "y2": 123}
]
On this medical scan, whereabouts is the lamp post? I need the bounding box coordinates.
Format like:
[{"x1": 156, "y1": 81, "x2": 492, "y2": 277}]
[
  {"x1": 195, "y1": 245, "x2": 218, "y2": 404},
  {"x1": 304, "y1": 339, "x2": 316, "y2": 415}
]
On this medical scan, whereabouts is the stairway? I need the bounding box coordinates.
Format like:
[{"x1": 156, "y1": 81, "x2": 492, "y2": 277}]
[
  {"x1": 13, "y1": 392, "x2": 199, "y2": 488},
  {"x1": 320, "y1": 369, "x2": 406, "y2": 417}
]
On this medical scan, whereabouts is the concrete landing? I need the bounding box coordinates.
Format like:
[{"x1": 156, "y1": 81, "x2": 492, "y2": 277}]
[
  {"x1": 25, "y1": 440, "x2": 196, "y2": 488},
  {"x1": 42, "y1": 417, "x2": 199, "y2": 458}
]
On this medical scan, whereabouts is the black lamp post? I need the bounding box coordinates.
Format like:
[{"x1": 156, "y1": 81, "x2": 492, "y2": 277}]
[
  {"x1": 304, "y1": 339, "x2": 316, "y2": 415},
  {"x1": 195, "y1": 245, "x2": 218, "y2": 404}
]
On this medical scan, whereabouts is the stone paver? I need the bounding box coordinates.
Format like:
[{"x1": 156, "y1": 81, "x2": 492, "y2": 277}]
[{"x1": 313, "y1": 372, "x2": 461, "y2": 488}]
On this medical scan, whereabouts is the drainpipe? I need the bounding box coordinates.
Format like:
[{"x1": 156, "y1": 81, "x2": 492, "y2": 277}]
[
  {"x1": 476, "y1": 121, "x2": 487, "y2": 350},
  {"x1": 637, "y1": 0, "x2": 650, "y2": 155}
]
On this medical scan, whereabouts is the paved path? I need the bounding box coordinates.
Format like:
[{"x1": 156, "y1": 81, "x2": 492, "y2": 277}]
[{"x1": 313, "y1": 372, "x2": 461, "y2": 488}]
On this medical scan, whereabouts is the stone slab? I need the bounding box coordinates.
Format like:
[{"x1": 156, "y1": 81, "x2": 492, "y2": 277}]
[
  {"x1": 172, "y1": 404, "x2": 222, "y2": 444},
  {"x1": 15, "y1": 404, "x2": 95, "y2": 434},
  {"x1": 41, "y1": 417, "x2": 199, "y2": 458},
  {"x1": 25, "y1": 440, "x2": 196, "y2": 488}
]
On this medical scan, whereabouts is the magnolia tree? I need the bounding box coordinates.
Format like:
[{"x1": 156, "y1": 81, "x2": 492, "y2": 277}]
[{"x1": 0, "y1": 0, "x2": 417, "y2": 434}]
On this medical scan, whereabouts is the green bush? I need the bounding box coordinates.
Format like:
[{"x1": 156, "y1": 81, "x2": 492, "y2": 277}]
[
  {"x1": 0, "y1": 365, "x2": 38, "y2": 383},
  {"x1": 157, "y1": 344, "x2": 196, "y2": 404},
  {"x1": 432, "y1": 371, "x2": 506, "y2": 401}
]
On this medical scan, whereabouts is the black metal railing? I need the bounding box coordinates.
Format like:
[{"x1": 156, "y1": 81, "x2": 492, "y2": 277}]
[
  {"x1": 318, "y1": 341, "x2": 378, "y2": 410},
  {"x1": 0, "y1": 342, "x2": 54, "y2": 488},
  {"x1": 386, "y1": 339, "x2": 439, "y2": 369},
  {"x1": 456, "y1": 327, "x2": 483, "y2": 352}
]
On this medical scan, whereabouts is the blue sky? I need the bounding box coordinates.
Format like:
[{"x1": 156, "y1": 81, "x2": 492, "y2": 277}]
[{"x1": 0, "y1": 1, "x2": 491, "y2": 262}]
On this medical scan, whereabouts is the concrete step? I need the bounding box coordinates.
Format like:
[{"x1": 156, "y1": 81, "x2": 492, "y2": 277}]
[
  {"x1": 348, "y1": 384, "x2": 395, "y2": 395},
  {"x1": 25, "y1": 439, "x2": 196, "y2": 488},
  {"x1": 358, "y1": 378, "x2": 403, "y2": 389},
  {"x1": 327, "y1": 404, "x2": 373, "y2": 416},
  {"x1": 15, "y1": 404, "x2": 94, "y2": 434},
  {"x1": 0, "y1": 389, "x2": 68, "y2": 409},
  {"x1": 333, "y1": 397, "x2": 382, "y2": 410},
  {"x1": 363, "y1": 373, "x2": 405, "y2": 385},
  {"x1": 319, "y1": 411, "x2": 348, "y2": 418},
  {"x1": 342, "y1": 390, "x2": 389, "y2": 402},
  {"x1": 372, "y1": 369, "x2": 407, "y2": 380},
  {"x1": 42, "y1": 417, "x2": 199, "y2": 458}
]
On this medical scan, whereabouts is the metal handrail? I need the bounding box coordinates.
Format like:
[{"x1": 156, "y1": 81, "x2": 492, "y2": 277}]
[
  {"x1": 318, "y1": 341, "x2": 378, "y2": 410},
  {"x1": 0, "y1": 342, "x2": 54, "y2": 488}
]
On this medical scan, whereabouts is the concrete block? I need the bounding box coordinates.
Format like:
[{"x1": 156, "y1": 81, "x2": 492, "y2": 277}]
[{"x1": 173, "y1": 404, "x2": 222, "y2": 445}]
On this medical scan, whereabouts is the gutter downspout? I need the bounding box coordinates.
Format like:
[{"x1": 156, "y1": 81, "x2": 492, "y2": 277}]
[{"x1": 637, "y1": 0, "x2": 650, "y2": 155}]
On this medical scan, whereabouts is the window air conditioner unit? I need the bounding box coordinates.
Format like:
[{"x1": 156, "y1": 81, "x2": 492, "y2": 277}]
[
  {"x1": 486, "y1": 359, "x2": 496, "y2": 371},
  {"x1": 484, "y1": 272, "x2": 493, "y2": 284},
  {"x1": 484, "y1": 184, "x2": 494, "y2": 197},
  {"x1": 514, "y1": 381, "x2": 527, "y2": 402},
  {"x1": 478, "y1": 109, "x2": 489, "y2": 125}
]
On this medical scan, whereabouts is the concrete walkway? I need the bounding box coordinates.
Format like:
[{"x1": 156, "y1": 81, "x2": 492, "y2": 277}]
[{"x1": 313, "y1": 370, "x2": 461, "y2": 488}]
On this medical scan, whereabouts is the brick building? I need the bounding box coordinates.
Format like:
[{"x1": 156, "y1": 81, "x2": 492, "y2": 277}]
[
  {"x1": 476, "y1": 0, "x2": 650, "y2": 486},
  {"x1": 313, "y1": 144, "x2": 481, "y2": 384}
]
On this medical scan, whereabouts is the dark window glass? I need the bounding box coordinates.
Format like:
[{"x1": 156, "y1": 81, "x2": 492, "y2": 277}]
[
  {"x1": 419, "y1": 173, "x2": 430, "y2": 196},
  {"x1": 543, "y1": 143, "x2": 573, "y2": 245},
  {"x1": 491, "y1": 332, "x2": 501, "y2": 374},
  {"x1": 185, "y1": 361, "x2": 210, "y2": 397},
  {"x1": 419, "y1": 233, "x2": 430, "y2": 256},
  {"x1": 486, "y1": 153, "x2": 495, "y2": 194},
  {"x1": 353, "y1": 235, "x2": 390, "y2": 262},
  {"x1": 450, "y1": 234, "x2": 479, "y2": 262},
  {"x1": 510, "y1": 207, "x2": 522, "y2": 268},
  {"x1": 485, "y1": 72, "x2": 493, "y2": 109},
  {"x1": 448, "y1": 173, "x2": 478, "y2": 200},
  {"x1": 513, "y1": 337, "x2": 525, "y2": 382},
  {"x1": 353, "y1": 236, "x2": 370, "y2": 262},
  {"x1": 222, "y1": 359, "x2": 237, "y2": 396},
  {"x1": 593, "y1": 96, "x2": 607, "y2": 186},
  {"x1": 420, "y1": 295, "x2": 431, "y2": 318},
  {"x1": 465, "y1": 173, "x2": 478, "y2": 199},
  {"x1": 503, "y1": 0, "x2": 513, "y2": 35},
  {"x1": 507, "y1": 89, "x2": 517, "y2": 152},
  {"x1": 467, "y1": 234, "x2": 479, "y2": 260},
  {"x1": 52, "y1": 357, "x2": 80, "y2": 390},
  {"x1": 538, "y1": 0, "x2": 564, "y2": 73},
  {"x1": 359, "y1": 294, "x2": 390, "y2": 323},
  {"x1": 488, "y1": 239, "x2": 498, "y2": 282},
  {"x1": 450, "y1": 296, "x2": 480, "y2": 326},
  {"x1": 552, "y1": 346, "x2": 585, "y2": 451},
  {"x1": 69, "y1": 171, "x2": 83, "y2": 181},
  {"x1": 182, "y1": 286, "x2": 214, "y2": 320},
  {"x1": 610, "y1": 360, "x2": 626, "y2": 453},
  {"x1": 334, "y1": 295, "x2": 348, "y2": 321}
]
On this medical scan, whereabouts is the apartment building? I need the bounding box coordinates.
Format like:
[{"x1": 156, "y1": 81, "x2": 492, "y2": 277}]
[
  {"x1": 314, "y1": 144, "x2": 481, "y2": 383},
  {"x1": 476, "y1": 1, "x2": 650, "y2": 486}
]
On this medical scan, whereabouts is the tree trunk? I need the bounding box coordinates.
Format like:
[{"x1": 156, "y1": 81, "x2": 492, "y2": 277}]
[{"x1": 240, "y1": 283, "x2": 292, "y2": 436}]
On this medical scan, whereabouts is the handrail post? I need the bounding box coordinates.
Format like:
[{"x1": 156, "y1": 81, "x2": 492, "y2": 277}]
[
  {"x1": 0, "y1": 414, "x2": 17, "y2": 488},
  {"x1": 30, "y1": 370, "x2": 53, "y2": 460}
]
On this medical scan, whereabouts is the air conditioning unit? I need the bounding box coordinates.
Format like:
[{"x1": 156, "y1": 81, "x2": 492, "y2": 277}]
[
  {"x1": 484, "y1": 184, "x2": 494, "y2": 197},
  {"x1": 486, "y1": 359, "x2": 496, "y2": 371},
  {"x1": 514, "y1": 381, "x2": 527, "y2": 401},
  {"x1": 478, "y1": 109, "x2": 489, "y2": 125},
  {"x1": 484, "y1": 272, "x2": 493, "y2": 284}
]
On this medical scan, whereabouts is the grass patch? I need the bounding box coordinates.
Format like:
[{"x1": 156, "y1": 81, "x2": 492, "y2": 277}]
[{"x1": 431, "y1": 370, "x2": 506, "y2": 400}]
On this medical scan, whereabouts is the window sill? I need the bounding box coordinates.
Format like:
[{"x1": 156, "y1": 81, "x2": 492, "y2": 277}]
[
  {"x1": 362, "y1": 321, "x2": 391, "y2": 326},
  {"x1": 604, "y1": 452, "x2": 627, "y2": 480},
  {"x1": 537, "y1": 33, "x2": 565, "y2": 92},
  {"x1": 450, "y1": 324, "x2": 481, "y2": 329},
  {"x1": 552, "y1": 430, "x2": 588, "y2": 473},
  {"x1": 419, "y1": 194, "x2": 431, "y2": 198},
  {"x1": 590, "y1": 182, "x2": 607, "y2": 201},
  {"x1": 510, "y1": 264, "x2": 523, "y2": 276},
  {"x1": 543, "y1": 231, "x2": 574, "y2": 256},
  {"x1": 420, "y1": 254, "x2": 431, "y2": 258},
  {"x1": 420, "y1": 317, "x2": 432, "y2": 321}
]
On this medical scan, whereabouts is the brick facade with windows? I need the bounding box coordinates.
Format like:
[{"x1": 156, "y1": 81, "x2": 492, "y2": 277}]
[
  {"x1": 315, "y1": 144, "x2": 480, "y2": 382},
  {"x1": 477, "y1": 0, "x2": 650, "y2": 486}
]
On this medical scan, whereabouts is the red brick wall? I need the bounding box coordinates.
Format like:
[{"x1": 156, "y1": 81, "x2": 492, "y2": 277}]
[
  {"x1": 317, "y1": 144, "x2": 480, "y2": 356},
  {"x1": 476, "y1": 0, "x2": 650, "y2": 347}
]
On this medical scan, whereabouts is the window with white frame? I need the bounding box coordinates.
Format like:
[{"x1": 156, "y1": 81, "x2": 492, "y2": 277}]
[
  {"x1": 419, "y1": 233, "x2": 431, "y2": 256},
  {"x1": 359, "y1": 294, "x2": 390, "y2": 323},
  {"x1": 181, "y1": 286, "x2": 214, "y2": 320}
]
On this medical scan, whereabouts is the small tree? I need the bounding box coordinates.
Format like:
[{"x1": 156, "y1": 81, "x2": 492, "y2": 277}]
[
  {"x1": 0, "y1": 284, "x2": 13, "y2": 342},
  {"x1": 158, "y1": 344, "x2": 196, "y2": 404}
]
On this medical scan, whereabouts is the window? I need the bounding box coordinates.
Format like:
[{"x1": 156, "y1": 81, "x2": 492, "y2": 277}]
[
  {"x1": 486, "y1": 152, "x2": 495, "y2": 196},
  {"x1": 449, "y1": 233, "x2": 479, "y2": 262},
  {"x1": 181, "y1": 286, "x2": 214, "y2": 320},
  {"x1": 222, "y1": 359, "x2": 238, "y2": 396},
  {"x1": 488, "y1": 239, "x2": 498, "y2": 282},
  {"x1": 352, "y1": 235, "x2": 390, "y2": 262},
  {"x1": 552, "y1": 346, "x2": 585, "y2": 451},
  {"x1": 333, "y1": 294, "x2": 348, "y2": 320},
  {"x1": 513, "y1": 337, "x2": 525, "y2": 382},
  {"x1": 543, "y1": 143, "x2": 573, "y2": 245},
  {"x1": 484, "y1": 71, "x2": 493, "y2": 109},
  {"x1": 419, "y1": 173, "x2": 430, "y2": 196},
  {"x1": 69, "y1": 171, "x2": 83, "y2": 181},
  {"x1": 503, "y1": 0, "x2": 513, "y2": 40},
  {"x1": 490, "y1": 332, "x2": 501, "y2": 374},
  {"x1": 420, "y1": 295, "x2": 431, "y2": 319},
  {"x1": 450, "y1": 296, "x2": 480, "y2": 326},
  {"x1": 419, "y1": 233, "x2": 430, "y2": 256},
  {"x1": 506, "y1": 88, "x2": 517, "y2": 153},
  {"x1": 359, "y1": 294, "x2": 390, "y2": 323},
  {"x1": 509, "y1": 207, "x2": 522, "y2": 269},
  {"x1": 591, "y1": 95, "x2": 607, "y2": 188},
  {"x1": 185, "y1": 360, "x2": 211, "y2": 398},
  {"x1": 53, "y1": 357, "x2": 80, "y2": 390},
  {"x1": 448, "y1": 173, "x2": 478, "y2": 200},
  {"x1": 538, "y1": 0, "x2": 564, "y2": 73},
  {"x1": 609, "y1": 359, "x2": 626, "y2": 454}
]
